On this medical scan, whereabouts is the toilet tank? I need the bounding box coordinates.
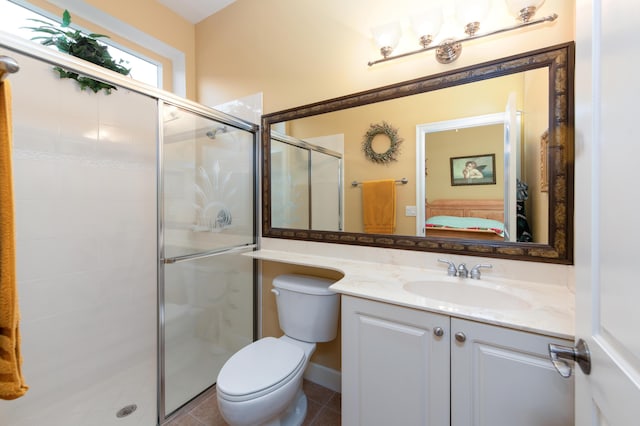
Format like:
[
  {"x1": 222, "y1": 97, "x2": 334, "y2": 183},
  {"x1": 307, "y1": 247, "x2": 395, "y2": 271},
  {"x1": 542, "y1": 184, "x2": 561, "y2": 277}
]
[{"x1": 272, "y1": 274, "x2": 340, "y2": 343}]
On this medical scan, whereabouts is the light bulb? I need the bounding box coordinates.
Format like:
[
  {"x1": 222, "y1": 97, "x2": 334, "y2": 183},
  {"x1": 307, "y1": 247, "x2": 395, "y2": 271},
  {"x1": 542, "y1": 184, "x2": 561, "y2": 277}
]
[
  {"x1": 410, "y1": 6, "x2": 443, "y2": 48},
  {"x1": 454, "y1": 0, "x2": 490, "y2": 36},
  {"x1": 371, "y1": 22, "x2": 402, "y2": 58}
]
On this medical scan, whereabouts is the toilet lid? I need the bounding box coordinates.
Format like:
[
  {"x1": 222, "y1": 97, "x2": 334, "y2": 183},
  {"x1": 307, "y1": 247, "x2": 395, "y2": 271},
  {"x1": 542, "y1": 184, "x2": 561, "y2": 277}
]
[{"x1": 217, "y1": 337, "x2": 305, "y2": 399}]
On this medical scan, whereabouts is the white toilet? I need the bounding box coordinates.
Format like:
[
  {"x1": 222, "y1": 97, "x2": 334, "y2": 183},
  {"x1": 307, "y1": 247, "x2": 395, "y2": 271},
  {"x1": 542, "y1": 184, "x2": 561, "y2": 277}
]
[{"x1": 216, "y1": 274, "x2": 340, "y2": 426}]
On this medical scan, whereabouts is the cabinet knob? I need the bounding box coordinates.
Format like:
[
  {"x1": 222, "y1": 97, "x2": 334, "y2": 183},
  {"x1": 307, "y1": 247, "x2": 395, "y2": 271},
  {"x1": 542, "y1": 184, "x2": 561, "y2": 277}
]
[
  {"x1": 433, "y1": 327, "x2": 444, "y2": 337},
  {"x1": 455, "y1": 332, "x2": 466, "y2": 343}
]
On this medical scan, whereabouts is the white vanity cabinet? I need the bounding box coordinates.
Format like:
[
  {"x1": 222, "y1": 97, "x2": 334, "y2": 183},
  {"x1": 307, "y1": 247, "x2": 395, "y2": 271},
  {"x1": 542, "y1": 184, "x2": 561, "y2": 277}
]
[
  {"x1": 341, "y1": 295, "x2": 451, "y2": 425},
  {"x1": 450, "y1": 317, "x2": 574, "y2": 426},
  {"x1": 342, "y1": 295, "x2": 575, "y2": 426}
]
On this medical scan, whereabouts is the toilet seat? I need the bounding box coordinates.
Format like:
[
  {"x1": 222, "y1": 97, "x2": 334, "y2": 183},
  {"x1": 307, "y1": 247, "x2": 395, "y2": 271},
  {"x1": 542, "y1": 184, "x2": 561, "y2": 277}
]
[{"x1": 217, "y1": 337, "x2": 305, "y2": 402}]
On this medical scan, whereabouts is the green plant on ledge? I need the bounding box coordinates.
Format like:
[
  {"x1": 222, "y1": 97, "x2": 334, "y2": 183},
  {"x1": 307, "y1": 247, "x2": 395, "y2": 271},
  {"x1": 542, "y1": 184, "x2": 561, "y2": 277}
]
[{"x1": 25, "y1": 9, "x2": 131, "y2": 94}]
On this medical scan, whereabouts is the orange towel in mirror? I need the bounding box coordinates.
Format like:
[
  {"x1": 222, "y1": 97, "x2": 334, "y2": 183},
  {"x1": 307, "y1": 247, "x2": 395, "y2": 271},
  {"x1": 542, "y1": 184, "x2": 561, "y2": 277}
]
[{"x1": 362, "y1": 179, "x2": 396, "y2": 234}]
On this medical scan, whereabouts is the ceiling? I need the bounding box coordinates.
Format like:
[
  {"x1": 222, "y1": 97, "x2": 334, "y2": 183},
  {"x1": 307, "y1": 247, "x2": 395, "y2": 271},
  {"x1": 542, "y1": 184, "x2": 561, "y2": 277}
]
[{"x1": 157, "y1": 0, "x2": 236, "y2": 24}]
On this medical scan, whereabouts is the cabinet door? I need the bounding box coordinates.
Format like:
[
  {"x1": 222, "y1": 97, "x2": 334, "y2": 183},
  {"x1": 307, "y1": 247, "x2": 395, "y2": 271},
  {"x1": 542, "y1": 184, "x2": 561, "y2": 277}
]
[
  {"x1": 342, "y1": 296, "x2": 450, "y2": 426},
  {"x1": 451, "y1": 318, "x2": 574, "y2": 426}
]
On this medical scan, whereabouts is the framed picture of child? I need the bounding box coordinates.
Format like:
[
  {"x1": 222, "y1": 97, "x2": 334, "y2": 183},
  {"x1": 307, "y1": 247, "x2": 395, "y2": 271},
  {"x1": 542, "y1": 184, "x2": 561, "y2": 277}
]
[{"x1": 450, "y1": 153, "x2": 496, "y2": 186}]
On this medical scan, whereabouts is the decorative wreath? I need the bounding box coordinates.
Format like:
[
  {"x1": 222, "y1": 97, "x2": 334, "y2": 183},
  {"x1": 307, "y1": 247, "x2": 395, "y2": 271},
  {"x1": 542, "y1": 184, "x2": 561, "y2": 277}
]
[{"x1": 362, "y1": 121, "x2": 403, "y2": 164}]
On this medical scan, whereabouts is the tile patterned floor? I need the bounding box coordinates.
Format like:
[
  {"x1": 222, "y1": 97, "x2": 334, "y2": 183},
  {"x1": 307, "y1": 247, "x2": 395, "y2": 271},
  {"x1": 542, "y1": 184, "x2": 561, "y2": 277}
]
[{"x1": 165, "y1": 380, "x2": 341, "y2": 426}]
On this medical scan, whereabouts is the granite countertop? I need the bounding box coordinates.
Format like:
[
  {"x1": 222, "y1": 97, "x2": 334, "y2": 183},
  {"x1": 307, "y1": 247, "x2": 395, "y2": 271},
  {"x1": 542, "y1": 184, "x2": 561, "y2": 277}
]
[{"x1": 247, "y1": 249, "x2": 575, "y2": 340}]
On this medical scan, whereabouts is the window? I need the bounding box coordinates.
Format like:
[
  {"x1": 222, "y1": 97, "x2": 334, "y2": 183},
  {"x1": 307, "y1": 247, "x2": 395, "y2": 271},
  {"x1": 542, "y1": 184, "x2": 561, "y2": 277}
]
[{"x1": 0, "y1": 1, "x2": 161, "y2": 88}]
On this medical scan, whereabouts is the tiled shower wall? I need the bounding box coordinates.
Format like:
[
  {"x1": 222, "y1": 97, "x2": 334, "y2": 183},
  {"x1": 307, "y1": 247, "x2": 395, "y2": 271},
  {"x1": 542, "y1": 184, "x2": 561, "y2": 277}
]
[{"x1": 0, "y1": 50, "x2": 158, "y2": 425}]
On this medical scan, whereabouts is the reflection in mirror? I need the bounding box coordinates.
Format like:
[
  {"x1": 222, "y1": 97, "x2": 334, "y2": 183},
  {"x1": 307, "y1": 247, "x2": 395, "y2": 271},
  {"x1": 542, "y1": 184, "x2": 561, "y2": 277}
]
[
  {"x1": 416, "y1": 107, "x2": 547, "y2": 245},
  {"x1": 262, "y1": 43, "x2": 574, "y2": 264},
  {"x1": 270, "y1": 132, "x2": 343, "y2": 231},
  {"x1": 271, "y1": 139, "x2": 310, "y2": 229},
  {"x1": 311, "y1": 149, "x2": 343, "y2": 231},
  {"x1": 419, "y1": 116, "x2": 514, "y2": 242}
]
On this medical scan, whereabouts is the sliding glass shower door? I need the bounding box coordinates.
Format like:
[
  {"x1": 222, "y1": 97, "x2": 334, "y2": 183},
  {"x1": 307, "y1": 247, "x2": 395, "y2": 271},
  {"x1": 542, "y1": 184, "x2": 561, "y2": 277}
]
[{"x1": 160, "y1": 102, "x2": 256, "y2": 418}]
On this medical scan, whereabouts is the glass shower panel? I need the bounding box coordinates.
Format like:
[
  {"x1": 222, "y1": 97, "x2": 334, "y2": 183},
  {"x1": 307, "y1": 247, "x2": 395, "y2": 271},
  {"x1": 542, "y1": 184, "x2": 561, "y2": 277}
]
[
  {"x1": 163, "y1": 250, "x2": 254, "y2": 414},
  {"x1": 311, "y1": 151, "x2": 342, "y2": 231},
  {"x1": 161, "y1": 102, "x2": 256, "y2": 418},
  {"x1": 270, "y1": 139, "x2": 310, "y2": 229},
  {"x1": 163, "y1": 104, "x2": 255, "y2": 259}
]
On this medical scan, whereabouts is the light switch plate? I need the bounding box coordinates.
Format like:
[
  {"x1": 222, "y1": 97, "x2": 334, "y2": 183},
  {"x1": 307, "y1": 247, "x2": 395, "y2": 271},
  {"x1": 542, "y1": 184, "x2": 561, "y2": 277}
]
[{"x1": 405, "y1": 205, "x2": 417, "y2": 217}]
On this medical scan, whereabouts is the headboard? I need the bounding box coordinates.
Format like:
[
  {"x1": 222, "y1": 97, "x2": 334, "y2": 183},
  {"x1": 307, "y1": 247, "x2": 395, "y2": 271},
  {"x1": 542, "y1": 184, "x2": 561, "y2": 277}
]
[{"x1": 426, "y1": 199, "x2": 504, "y2": 222}]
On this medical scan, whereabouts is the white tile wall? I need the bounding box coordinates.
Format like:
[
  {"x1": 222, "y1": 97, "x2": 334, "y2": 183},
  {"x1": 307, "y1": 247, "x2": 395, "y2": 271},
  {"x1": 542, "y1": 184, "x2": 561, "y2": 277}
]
[{"x1": 2, "y1": 51, "x2": 158, "y2": 426}]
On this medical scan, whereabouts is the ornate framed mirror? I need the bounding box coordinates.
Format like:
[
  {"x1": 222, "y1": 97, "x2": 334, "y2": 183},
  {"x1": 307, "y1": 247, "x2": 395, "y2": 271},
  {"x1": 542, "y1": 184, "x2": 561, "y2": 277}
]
[{"x1": 261, "y1": 42, "x2": 574, "y2": 264}]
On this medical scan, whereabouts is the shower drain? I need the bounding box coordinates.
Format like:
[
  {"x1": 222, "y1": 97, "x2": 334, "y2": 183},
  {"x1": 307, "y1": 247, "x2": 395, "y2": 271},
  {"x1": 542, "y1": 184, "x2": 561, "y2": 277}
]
[{"x1": 116, "y1": 404, "x2": 137, "y2": 418}]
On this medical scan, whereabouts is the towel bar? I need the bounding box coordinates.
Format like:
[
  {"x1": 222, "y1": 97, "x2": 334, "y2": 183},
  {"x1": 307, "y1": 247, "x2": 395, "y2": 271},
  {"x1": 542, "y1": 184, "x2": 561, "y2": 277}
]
[{"x1": 351, "y1": 177, "x2": 408, "y2": 187}]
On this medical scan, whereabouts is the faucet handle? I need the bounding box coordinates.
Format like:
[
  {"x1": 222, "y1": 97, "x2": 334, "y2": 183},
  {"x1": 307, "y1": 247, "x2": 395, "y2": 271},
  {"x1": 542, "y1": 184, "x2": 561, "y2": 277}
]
[
  {"x1": 438, "y1": 258, "x2": 457, "y2": 276},
  {"x1": 457, "y1": 263, "x2": 469, "y2": 278},
  {"x1": 470, "y1": 263, "x2": 493, "y2": 280}
]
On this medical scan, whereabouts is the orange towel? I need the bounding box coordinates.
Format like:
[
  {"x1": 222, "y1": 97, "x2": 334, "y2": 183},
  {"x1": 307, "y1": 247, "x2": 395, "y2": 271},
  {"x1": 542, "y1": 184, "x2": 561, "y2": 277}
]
[
  {"x1": 362, "y1": 179, "x2": 396, "y2": 234},
  {"x1": 0, "y1": 79, "x2": 28, "y2": 400}
]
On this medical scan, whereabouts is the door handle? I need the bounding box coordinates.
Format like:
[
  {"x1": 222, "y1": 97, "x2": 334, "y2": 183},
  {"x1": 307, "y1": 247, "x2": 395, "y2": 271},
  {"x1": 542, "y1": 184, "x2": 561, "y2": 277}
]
[{"x1": 548, "y1": 338, "x2": 591, "y2": 378}]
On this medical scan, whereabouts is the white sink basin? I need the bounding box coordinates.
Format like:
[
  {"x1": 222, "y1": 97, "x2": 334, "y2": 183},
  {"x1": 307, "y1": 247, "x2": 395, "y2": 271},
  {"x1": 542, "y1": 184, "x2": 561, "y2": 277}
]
[{"x1": 402, "y1": 280, "x2": 531, "y2": 310}]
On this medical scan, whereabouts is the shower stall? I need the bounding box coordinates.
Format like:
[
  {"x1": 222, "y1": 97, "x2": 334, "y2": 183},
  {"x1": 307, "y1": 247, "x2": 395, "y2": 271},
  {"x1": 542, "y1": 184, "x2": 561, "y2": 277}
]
[
  {"x1": 270, "y1": 131, "x2": 343, "y2": 232},
  {"x1": 0, "y1": 33, "x2": 257, "y2": 425}
]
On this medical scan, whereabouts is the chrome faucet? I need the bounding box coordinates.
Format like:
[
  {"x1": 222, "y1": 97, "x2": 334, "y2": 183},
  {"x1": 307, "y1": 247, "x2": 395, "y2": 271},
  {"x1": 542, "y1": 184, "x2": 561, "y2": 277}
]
[
  {"x1": 438, "y1": 258, "x2": 457, "y2": 276},
  {"x1": 439, "y1": 259, "x2": 492, "y2": 280},
  {"x1": 470, "y1": 264, "x2": 492, "y2": 280},
  {"x1": 457, "y1": 263, "x2": 469, "y2": 278}
]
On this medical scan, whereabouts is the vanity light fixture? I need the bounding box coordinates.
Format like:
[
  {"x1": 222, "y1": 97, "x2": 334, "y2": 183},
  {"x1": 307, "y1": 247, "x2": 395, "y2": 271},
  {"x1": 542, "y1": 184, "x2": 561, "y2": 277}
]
[{"x1": 368, "y1": 0, "x2": 556, "y2": 66}]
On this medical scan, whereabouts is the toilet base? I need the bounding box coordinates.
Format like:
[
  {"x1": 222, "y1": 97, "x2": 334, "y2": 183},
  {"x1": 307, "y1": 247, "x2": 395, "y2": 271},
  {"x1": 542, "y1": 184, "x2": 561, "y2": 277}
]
[
  {"x1": 238, "y1": 387, "x2": 307, "y2": 426},
  {"x1": 218, "y1": 382, "x2": 309, "y2": 426},
  {"x1": 262, "y1": 387, "x2": 307, "y2": 426}
]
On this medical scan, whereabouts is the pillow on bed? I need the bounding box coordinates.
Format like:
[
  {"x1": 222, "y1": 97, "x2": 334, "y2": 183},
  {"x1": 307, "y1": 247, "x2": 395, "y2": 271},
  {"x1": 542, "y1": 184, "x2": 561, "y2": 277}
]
[{"x1": 426, "y1": 215, "x2": 505, "y2": 237}]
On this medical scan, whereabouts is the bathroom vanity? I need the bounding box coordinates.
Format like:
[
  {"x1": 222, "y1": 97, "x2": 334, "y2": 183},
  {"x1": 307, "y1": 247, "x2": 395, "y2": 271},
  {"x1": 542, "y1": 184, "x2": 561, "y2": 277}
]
[
  {"x1": 342, "y1": 296, "x2": 573, "y2": 425},
  {"x1": 247, "y1": 249, "x2": 575, "y2": 426}
]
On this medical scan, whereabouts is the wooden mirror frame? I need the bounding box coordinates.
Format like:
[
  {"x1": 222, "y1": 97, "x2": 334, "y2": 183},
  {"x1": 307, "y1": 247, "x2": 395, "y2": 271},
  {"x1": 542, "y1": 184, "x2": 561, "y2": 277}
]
[{"x1": 261, "y1": 42, "x2": 574, "y2": 264}]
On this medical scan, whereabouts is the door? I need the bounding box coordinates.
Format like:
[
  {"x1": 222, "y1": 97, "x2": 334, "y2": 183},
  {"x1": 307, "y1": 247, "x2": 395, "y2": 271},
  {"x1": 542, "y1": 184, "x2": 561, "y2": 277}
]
[
  {"x1": 451, "y1": 318, "x2": 574, "y2": 426},
  {"x1": 160, "y1": 102, "x2": 256, "y2": 418},
  {"x1": 574, "y1": 1, "x2": 640, "y2": 424},
  {"x1": 503, "y1": 93, "x2": 519, "y2": 241},
  {"x1": 341, "y1": 296, "x2": 450, "y2": 426},
  {"x1": 415, "y1": 113, "x2": 509, "y2": 237}
]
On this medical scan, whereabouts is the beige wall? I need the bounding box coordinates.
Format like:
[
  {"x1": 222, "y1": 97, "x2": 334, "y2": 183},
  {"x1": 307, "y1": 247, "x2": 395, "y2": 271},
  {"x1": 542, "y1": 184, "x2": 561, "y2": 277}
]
[
  {"x1": 195, "y1": 0, "x2": 574, "y2": 112},
  {"x1": 31, "y1": 0, "x2": 196, "y2": 98}
]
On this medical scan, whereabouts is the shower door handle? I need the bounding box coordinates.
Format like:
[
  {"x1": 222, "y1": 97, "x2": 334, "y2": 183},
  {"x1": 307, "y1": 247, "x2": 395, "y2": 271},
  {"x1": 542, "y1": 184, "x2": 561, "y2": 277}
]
[{"x1": 162, "y1": 244, "x2": 256, "y2": 264}]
